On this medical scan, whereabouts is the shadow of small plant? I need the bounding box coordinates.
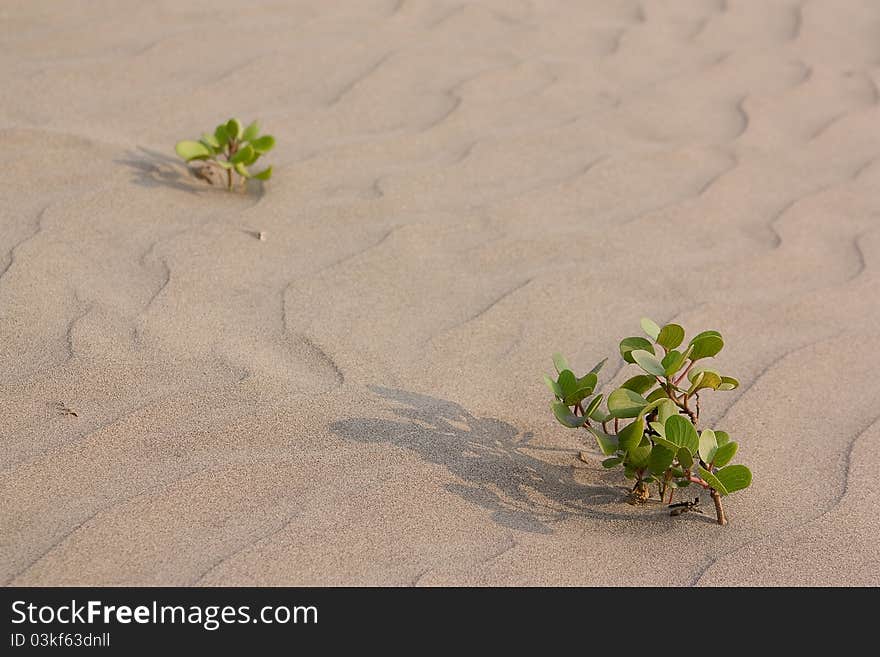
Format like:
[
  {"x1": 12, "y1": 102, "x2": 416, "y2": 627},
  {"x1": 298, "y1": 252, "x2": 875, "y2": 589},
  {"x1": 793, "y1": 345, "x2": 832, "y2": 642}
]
[
  {"x1": 117, "y1": 147, "x2": 207, "y2": 194},
  {"x1": 330, "y1": 387, "x2": 655, "y2": 534},
  {"x1": 117, "y1": 147, "x2": 266, "y2": 197}
]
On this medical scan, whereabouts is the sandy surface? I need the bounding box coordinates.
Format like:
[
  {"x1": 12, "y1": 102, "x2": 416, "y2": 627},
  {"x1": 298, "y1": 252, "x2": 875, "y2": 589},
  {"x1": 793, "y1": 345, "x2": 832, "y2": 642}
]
[{"x1": 2, "y1": 0, "x2": 879, "y2": 586}]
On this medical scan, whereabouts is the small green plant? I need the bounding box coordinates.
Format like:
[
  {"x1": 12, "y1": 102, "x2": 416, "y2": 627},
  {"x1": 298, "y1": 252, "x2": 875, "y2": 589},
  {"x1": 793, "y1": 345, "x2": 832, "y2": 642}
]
[
  {"x1": 175, "y1": 118, "x2": 274, "y2": 190},
  {"x1": 544, "y1": 319, "x2": 751, "y2": 525}
]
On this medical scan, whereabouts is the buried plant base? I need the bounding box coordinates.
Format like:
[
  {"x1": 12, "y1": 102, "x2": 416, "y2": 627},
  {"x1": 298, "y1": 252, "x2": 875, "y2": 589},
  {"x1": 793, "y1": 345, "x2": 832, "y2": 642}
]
[
  {"x1": 175, "y1": 118, "x2": 274, "y2": 191},
  {"x1": 544, "y1": 319, "x2": 751, "y2": 526}
]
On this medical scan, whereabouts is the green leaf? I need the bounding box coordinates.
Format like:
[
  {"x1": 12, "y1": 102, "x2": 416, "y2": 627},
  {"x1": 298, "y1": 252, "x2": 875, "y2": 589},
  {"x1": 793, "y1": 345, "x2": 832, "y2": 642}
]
[
  {"x1": 229, "y1": 143, "x2": 255, "y2": 165},
  {"x1": 637, "y1": 398, "x2": 665, "y2": 420},
  {"x1": 675, "y1": 479, "x2": 691, "y2": 488},
  {"x1": 607, "y1": 388, "x2": 648, "y2": 419},
  {"x1": 661, "y1": 350, "x2": 687, "y2": 377},
  {"x1": 564, "y1": 387, "x2": 594, "y2": 406},
  {"x1": 552, "y1": 353, "x2": 569, "y2": 375},
  {"x1": 715, "y1": 465, "x2": 752, "y2": 493},
  {"x1": 714, "y1": 430, "x2": 731, "y2": 447},
  {"x1": 677, "y1": 447, "x2": 693, "y2": 469},
  {"x1": 691, "y1": 330, "x2": 722, "y2": 342},
  {"x1": 631, "y1": 350, "x2": 666, "y2": 377},
  {"x1": 698, "y1": 429, "x2": 718, "y2": 463},
  {"x1": 551, "y1": 401, "x2": 585, "y2": 428},
  {"x1": 202, "y1": 132, "x2": 220, "y2": 148},
  {"x1": 649, "y1": 421, "x2": 666, "y2": 437},
  {"x1": 657, "y1": 399, "x2": 678, "y2": 425},
  {"x1": 557, "y1": 370, "x2": 593, "y2": 405},
  {"x1": 686, "y1": 371, "x2": 704, "y2": 394},
  {"x1": 698, "y1": 467, "x2": 728, "y2": 495},
  {"x1": 576, "y1": 372, "x2": 598, "y2": 393},
  {"x1": 234, "y1": 162, "x2": 251, "y2": 178},
  {"x1": 214, "y1": 123, "x2": 229, "y2": 147},
  {"x1": 653, "y1": 435, "x2": 678, "y2": 451},
  {"x1": 626, "y1": 441, "x2": 651, "y2": 468},
  {"x1": 557, "y1": 369, "x2": 577, "y2": 397},
  {"x1": 226, "y1": 118, "x2": 243, "y2": 140},
  {"x1": 252, "y1": 166, "x2": 273, "y2": 181},
  {"x1": 645, "y1": 388, "x2": 666, "y2": 402},
  {"x1": 584, "y1": 394, "x2": 604, "y2": 418},
  {"x1": 689, "y1": 334, "x2": 724, "y2": 360},
  {"x1": 214, "y1": 160, "x2": 234, "y2": 169},
  {"x1": 688, "y1": 365, "x2": 720, "y2": 383},
  {"x1": 641, "y1": 318, "x2": 661, "y2": 340},
  {"x1": 543, "y1": 374, "x2": 563, "y2": 399},
  {"x1": 657, "y1": 324, "x2": 685, "y2": 350},
  {"x1": 242, "y1": 120, "x2": 260, "y2": 142},
  {"x1": 587, "y1": 427, "x2": 618, "y2": 455},
  {"x1": 665, "y1": 415, "x2": 698, "y2": 454},
  {"x1": 718, "y1": 376, "x2": 739, "y2": 391},
  {"x1": 589, "y1": 357, "x2": 608, "y2": 376},
  {"x1": 712, "y1": 441, "x2": 738, "y2": 467},
  {"x1": 621, "y1": 375, "x2": 656, "y2": 395},
  {"x1": 250, "y1": 135, "x2": 275, "y2": 153},
  {"x1": 175, "y1": 140, "x2": 212, "y2": 161},
  {"x1": 617, "y1": 417, "x2": 645, "y2": 452},
  {"x1": 602, "y1": 457, "x2": 622, "y2": 468},
  {"x1": 620, "y1": 337, "x2": 654, "y2": 363},
  {"x1": 648, "y1": 444, "x2": 675, "y2": 475},
  {"x1": 688, "y1": 370, "x2": 722, "y2": 393}
]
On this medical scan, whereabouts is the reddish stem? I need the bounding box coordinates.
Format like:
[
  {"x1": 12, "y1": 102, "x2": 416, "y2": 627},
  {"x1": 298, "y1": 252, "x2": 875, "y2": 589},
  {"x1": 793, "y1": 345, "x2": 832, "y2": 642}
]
[{"x1": 674, "y1": 361, "x2": 694, "y2": 386}]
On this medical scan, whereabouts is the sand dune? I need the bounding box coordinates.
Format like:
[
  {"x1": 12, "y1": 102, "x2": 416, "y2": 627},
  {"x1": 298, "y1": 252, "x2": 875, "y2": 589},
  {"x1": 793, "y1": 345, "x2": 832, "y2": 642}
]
[{"x1": 1, "y1": 0, "x2": 878, "y2": 585}]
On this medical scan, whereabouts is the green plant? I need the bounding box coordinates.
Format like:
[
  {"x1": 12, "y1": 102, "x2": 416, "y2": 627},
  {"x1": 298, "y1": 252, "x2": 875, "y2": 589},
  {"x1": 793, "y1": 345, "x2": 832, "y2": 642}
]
[
  {"x1": 175, "y1": 118, "x2": 274, "y2": 190},
  {"x1": 544, "y1": 319, "x2": 751, "y2": 525}
]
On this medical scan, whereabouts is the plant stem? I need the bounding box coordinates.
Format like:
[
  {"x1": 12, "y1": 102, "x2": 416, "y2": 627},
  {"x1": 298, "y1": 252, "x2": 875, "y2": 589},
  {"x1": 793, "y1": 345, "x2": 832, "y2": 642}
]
[
  {"x1": 687, "y1": 475, "x2": 727, "y2": 525},
  {"x1": 227, "y1": 140, "x2": 238, "y2": 191},
  {"x1": 710, "y1": 489, "x2": 727, "y2": 525},
  {"x1": 680, "y1": 395, "x2": 698, "y2": 424},
  {"x1": 662, "y1": 381, "x2": 698, "y2": 424},
  {"x1": 575, "y1": 402, "x2": 592, "y2": 427},
  {"x1": 673, "y1": 361, "x2": 694, "y2": 386}
]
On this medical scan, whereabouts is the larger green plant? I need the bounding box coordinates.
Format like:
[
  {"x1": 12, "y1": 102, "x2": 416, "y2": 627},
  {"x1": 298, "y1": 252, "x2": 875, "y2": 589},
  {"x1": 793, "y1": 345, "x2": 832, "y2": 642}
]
[
  {"x1": 544, "y1": 319, "x2": 751, "y2": 525},
  {"x1": 175, "y1": 118, "x2": 274, "y2": 191}
]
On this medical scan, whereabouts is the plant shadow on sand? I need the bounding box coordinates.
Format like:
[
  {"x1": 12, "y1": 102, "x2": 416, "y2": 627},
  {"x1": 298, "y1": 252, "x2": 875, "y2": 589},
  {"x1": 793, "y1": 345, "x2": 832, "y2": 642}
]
[
  {"x1": 330, "y1": 386, "x2": 673, "y2": 534},
  {"x1": 116, "y1": 147, "x2": 266, "y2": 197}
]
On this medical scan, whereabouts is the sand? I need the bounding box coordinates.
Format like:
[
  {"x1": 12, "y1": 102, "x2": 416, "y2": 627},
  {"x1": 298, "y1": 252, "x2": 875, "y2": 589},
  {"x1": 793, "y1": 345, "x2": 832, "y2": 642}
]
[{"x1": 1, "y1": 0, "x2": 879, "y2": 586}]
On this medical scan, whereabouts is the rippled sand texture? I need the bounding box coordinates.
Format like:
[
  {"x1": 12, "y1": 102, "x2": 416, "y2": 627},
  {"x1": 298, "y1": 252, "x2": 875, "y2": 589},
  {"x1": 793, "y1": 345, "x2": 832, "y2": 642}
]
[{"x1": 2, "y1": 0, "x2": 879, "y2": 586}]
